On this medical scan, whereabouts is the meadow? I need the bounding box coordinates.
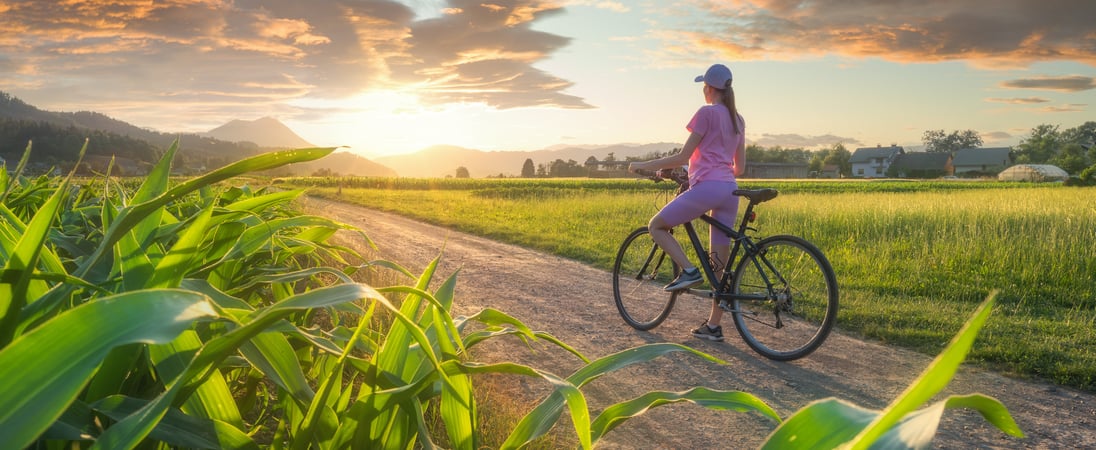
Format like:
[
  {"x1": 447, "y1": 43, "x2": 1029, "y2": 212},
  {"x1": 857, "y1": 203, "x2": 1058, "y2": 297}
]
[{"x1": 284, "y1": 176, "x2": 1096, "y2": 392}]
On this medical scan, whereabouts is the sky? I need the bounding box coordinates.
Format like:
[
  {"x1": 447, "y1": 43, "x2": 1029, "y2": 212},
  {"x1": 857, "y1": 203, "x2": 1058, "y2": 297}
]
[{"x1": 1, "y1": 0, "x2": 1094, "y2": 158}]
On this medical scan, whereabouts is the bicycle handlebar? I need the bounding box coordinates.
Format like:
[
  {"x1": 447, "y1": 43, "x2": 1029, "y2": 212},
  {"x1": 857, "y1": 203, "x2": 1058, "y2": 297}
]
[{"x1": 634, "y1": 167, "x2": 688, "y2": 185}]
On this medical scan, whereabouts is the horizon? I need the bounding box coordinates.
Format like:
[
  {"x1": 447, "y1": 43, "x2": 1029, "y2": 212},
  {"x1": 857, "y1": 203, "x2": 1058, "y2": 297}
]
[{"x1": 1, "y1": 1, "x2": 1093, "y2": 160}]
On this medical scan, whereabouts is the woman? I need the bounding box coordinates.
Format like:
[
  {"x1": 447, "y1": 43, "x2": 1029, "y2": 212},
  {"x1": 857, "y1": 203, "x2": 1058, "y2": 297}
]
[{"x1": 628, "y1": 63, "x2": 746, "y2": 342}]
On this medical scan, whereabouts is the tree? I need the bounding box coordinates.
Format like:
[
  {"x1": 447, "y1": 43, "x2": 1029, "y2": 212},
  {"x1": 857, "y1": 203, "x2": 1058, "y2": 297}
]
[
  {"x1": 1061, "y1": 121, "x2": 1096, "y2": 168},
  {"x1": 1051, "y1": 143, "x2": 1088, "y2": 174},
  {"x1": 455, "y1": 166, "x2": 470, "y2": 178},
  {"x1": 922, "y1": 129, "x2": 982, "y2": 153},
  {"x1": 822, "y1": 143, "x2": 852, "y2": 177},
  {"x1": 808, "y1": 154, "x2": 824, "y2": 174},
  {"x1": 521, "y1": 158, "x2": 535, "y2": 177},
  {"x1": 1061, "y1": 121, "x2": 1096, "y2": 148},
  {"x1": 1014, "y1": 124, "x2": 1061, "y2": 164}
]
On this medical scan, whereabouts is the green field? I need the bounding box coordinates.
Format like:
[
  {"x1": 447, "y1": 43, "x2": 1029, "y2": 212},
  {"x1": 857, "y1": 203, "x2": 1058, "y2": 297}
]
[{"x1": 285, "y1": 177, "x2": 1096, "y2": 392}]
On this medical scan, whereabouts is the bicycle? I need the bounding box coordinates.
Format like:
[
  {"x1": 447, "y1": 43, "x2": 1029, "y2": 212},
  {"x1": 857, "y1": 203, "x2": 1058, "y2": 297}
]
[{"x1": 612, "y1": 168, "x2": 838, "y2": 361}]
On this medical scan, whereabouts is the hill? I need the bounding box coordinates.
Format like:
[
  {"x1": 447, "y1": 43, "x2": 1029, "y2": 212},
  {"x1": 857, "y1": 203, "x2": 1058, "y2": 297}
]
[
  {"x1": 0, "y1": 91, "x2": 394, "y2": 177},
  {"x1": 204, "y1": 117, "x2": 313, "y2": 148},
  {"x1": 281, "y1": 150, "x2": 397, "y2": 177},
  {"x1": 374, "y1": 142, "x2": 678, "y2": 178}
]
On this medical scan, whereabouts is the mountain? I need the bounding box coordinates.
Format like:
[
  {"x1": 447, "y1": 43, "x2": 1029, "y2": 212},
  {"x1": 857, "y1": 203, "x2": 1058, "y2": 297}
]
[
  {"x1": 0, "y1": 91, "x2": 396, "y2": 177},
  {"x1": 374, "y1": 142, "x2": 679, "y2": 178},
  {"x1": 0, "y1": 91, "x2": 263, "y2": 168},
  {"x1": 283, "y1": 150, "x2": 397, "y2": 177},
  {"x1": 204, "y1": 116, "x2": 313, "y2": 148}
]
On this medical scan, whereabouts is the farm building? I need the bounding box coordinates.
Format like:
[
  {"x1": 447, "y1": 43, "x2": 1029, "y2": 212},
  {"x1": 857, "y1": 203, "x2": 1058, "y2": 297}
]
[
  {"x1": 952, "y1": 147, "x2": 1012, "y2": 176},
  {"x1": 886, "y1": 152, "x2": 953, "y2": 178},
  {"x1": 744, "y1": 162, "x2": 809, "y2": 179},
  {"x1": 997, "y1": 164, "x2": 1069, "y2": 182},
  {"x1": 850, "y1": 145, "x2": 904, "y2": 178}
]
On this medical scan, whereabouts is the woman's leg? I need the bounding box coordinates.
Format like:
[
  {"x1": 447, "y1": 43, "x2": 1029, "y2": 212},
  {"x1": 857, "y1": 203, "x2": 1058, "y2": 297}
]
[
  {"x1": 648, "y1": 214, "x2": 692, "y2": 270},
  {"x1": 706, "y1": 189, "x2": 740, "y2": 327}
]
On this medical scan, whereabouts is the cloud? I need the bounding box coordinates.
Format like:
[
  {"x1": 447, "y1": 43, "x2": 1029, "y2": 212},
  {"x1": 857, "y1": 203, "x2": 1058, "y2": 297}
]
[
  {"x1": 564, "y1": 1, "x2": 630, "y2": 13},
  {"x1": 981, "y1": 131, "x2": 1013, "y2": 142},
  {"x1": 754, "y1": 133, "x2": 862, "y2": 149},
  {"x1": 986, "y1": 97, "x2": 1050, "y2": 104},
  {"x1": 1038, "y1": 104, "x2": 1087, "y2": 113},
  {"x1": 0, "y1": 0, "x2": 588, "y2": 130},
  {"x1": 1001, "y1": 76, "x2": 1096, "y2": 92},
  {"x1": 390, "y1": 1, "x2": 592, "y2": 109},
  {"x1": 663, "y1": 1, "x2": 1096, "y2": 68}
]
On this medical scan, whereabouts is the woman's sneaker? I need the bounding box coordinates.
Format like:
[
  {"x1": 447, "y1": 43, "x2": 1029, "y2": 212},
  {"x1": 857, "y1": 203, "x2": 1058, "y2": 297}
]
[
  {"x1": 691, "y1": 322, "x2": 724, "y2": 341},
  {"x1": 663, "y1": 268, "x2": 702, "y2": 291}
]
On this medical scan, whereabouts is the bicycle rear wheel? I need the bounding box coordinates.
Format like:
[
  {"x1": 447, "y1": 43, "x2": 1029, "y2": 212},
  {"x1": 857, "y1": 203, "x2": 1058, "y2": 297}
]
[
  {"x1": 730, "y1": 235, "x2": 837, "y2": 360},
  {"x1": 613, "y1": 227, "x2": 680, "y2": 330}
]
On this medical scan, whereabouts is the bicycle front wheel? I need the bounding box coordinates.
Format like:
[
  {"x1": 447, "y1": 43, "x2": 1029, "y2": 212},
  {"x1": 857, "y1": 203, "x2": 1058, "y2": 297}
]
[
  {"x1": 613, "y1": 227, "x2": 680, "y2": 330},
  {"x1": 730, "y1": 235, "x2": 838, "y2": 361}
]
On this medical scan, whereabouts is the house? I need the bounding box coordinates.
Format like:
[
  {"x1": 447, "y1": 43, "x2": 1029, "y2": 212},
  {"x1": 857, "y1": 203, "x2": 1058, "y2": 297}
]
[
  {"x1": 744, "y1": 162, "x2": 809, "y2": 179},
  {"x1": 850, "y1": 145, "x2": 904, "y2": 178},
  {"x1": 818, "y1": 164, "x2": 840, "y2": 178},
  {"x1": 886, "y1": 152, "x2": 953, "y2": 178},
  {"x1": 952, "y1": 147, "x2": 1012, "y2": 176}
]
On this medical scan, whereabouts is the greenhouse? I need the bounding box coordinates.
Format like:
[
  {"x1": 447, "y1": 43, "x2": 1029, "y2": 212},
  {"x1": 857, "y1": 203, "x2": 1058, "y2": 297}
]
[{"x1": 997, "y1": 164, "x2": 1069, "y2": 182}]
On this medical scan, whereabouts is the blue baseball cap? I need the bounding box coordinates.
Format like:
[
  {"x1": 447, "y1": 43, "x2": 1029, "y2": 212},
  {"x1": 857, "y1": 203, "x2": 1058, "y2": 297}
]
[{"x1": 695, "y1": 64, "x2": 732, "y2": 89}]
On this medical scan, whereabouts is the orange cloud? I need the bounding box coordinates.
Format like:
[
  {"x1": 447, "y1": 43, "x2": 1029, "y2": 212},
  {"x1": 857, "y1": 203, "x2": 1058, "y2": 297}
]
[
  {"x1": 674, "y1": 1, "x2": 1096, "y2": 68},
  {"x1": 0, "y1": 0, "x2": 589, "y2": 124}
]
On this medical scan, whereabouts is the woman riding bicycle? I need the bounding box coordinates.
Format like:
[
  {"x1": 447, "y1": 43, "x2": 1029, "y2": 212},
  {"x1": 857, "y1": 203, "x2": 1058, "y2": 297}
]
[{"x1": 627, "y1": 63, "x2": 746, "y2": 342}]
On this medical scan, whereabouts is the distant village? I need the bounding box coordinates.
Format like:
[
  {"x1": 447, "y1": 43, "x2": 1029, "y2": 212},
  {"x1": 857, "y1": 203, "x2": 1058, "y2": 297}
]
[{"x1": 586, "y1": 145, "x2": 1074, "y2": 183}]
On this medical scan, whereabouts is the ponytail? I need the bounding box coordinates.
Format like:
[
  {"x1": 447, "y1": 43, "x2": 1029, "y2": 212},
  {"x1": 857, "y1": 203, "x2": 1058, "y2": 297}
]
[{"x1": 721, "y1": 80, "x2": 740, "y2": 135}]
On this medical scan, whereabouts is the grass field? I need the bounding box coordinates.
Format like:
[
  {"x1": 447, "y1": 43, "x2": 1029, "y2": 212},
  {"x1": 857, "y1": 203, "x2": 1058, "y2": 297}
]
[{"x1": 284, "y1": 177, "x2": 1096, "y2": 392}]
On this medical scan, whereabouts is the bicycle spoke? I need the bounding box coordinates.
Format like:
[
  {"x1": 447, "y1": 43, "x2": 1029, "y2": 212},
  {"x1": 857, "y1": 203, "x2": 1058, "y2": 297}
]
[
  {"x1": 613, "y1": 228, "x2": 679, "y2": 330},
  {"x1": 731, "y1": 236, "x2": 837, "y2": 361}
]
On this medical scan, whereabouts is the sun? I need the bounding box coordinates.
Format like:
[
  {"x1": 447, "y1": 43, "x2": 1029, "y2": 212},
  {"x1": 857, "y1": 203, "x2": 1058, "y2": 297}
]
[{"x1": 292, "y1": 90, "x2": 503, "y2": 158}]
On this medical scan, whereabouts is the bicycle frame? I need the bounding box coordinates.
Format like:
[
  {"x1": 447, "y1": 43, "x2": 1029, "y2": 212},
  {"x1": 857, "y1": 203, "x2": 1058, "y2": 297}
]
[{"x1": 676, "y1": 198, "x2": 777, "y2": 304}]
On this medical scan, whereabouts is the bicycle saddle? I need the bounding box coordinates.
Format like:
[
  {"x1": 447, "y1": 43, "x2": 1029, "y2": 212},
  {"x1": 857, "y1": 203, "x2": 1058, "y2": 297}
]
[{"x1": 733, "y1": 188, "x2": 779, "y2": 203}]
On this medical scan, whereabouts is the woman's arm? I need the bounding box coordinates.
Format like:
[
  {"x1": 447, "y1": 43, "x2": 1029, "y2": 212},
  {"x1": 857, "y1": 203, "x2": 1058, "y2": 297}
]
[{"x1": 629, "y1": 132, "x2": 701, "y2": 173}]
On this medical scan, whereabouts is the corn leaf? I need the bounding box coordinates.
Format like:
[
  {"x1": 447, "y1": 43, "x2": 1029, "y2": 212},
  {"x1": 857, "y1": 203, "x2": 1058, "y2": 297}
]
[
  {"x1": 0, "y1": 165, "x2": 71, "y2": 345},
  {"x1": 149, "y1": 330, "x2": 244, "y2": 428},
  {"x1": 0, "y1": 289, "x2": 217, "y2": 448},
  {"x1": 762, "y1": 293, "x2": 1022, "y2": 449},
  {"x1": 92, "y1": 395, "x2": 257, "y2": 450},
  {"x1": 590, "y1": 387, "x2": 780, "y2": 441},
  {"x1": 501, "y1": 343, "x2": 723, "y2": 449},
  {"x1": 95, "y1": 283, "x2": 431, "y2": 449},
  {"x1": 848, "y1": 292, "x2": 1002, "y2": 448},
  {"x1": 148, "y1": 205, "x2": 214, "y2": 289},
  {"x1": 76, "y1": 147, "x2": 335, "y2": 279}
]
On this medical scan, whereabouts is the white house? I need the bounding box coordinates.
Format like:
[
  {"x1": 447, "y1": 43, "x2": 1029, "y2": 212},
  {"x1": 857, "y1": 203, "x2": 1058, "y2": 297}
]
[{"x1": 850, "y1": 145, "x2": 905, "y2": 178}]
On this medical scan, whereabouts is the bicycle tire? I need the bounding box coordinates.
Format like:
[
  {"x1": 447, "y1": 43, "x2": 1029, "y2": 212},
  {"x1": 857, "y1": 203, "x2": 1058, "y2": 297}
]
[
  {"x1": 612, "y1": 227, "x2": 680, "y2": 330},
  {"x1": 730, "y1": 235, "x2": 838, "y2": 361}
]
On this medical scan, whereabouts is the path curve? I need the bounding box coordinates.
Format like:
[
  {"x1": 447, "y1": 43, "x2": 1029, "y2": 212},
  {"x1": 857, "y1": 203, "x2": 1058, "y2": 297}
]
[{"x1": 302, "y1": 196, "x2": 1094, "y2": 449}]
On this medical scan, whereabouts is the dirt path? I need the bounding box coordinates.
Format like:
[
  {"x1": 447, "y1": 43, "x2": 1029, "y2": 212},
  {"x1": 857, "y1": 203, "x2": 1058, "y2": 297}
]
[{"x1": 302, "y1": 197, "x2": 1094, "y2": 449}]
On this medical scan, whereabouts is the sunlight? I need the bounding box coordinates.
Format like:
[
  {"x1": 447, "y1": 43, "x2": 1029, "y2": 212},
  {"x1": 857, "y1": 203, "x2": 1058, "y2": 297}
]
[{"x1": 292, "y1": 90, "x2": 503, "y2": 158}]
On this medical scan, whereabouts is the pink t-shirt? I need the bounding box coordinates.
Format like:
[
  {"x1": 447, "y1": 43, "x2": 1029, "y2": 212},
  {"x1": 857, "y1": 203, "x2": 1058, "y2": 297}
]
[{"x1": 686, "y1": 104, "x2": 744, "y2": 186}]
